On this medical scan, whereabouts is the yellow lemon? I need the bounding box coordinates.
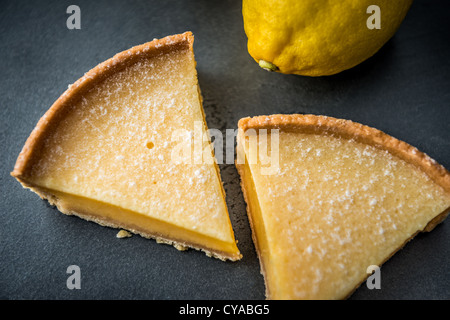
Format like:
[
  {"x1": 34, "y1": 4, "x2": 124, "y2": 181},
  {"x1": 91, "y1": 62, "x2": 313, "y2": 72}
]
[{"x1": 243, "y1": 0, "x2": 413, "y2": 76}]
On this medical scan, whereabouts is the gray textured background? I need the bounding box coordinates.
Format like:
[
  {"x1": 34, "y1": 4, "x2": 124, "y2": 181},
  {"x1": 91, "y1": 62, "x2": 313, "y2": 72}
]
[{"x1": 1, "y1": 0, "x2": 449, "y2": 299}]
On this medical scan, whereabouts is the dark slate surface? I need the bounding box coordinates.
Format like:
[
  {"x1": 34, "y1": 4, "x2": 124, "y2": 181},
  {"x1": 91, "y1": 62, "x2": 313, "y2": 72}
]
[{"x1": 1, "y1": 0, "x2": 449, "y2": 300}]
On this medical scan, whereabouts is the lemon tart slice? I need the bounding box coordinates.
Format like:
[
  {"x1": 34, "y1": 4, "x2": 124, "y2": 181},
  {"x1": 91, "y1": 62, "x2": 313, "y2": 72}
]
[
  {"x1": 236, "y1": 114, "x2": 450, "y2": 298},
  {"x1": 11, "y1": 32, "x2": 241, "y2": 261}
]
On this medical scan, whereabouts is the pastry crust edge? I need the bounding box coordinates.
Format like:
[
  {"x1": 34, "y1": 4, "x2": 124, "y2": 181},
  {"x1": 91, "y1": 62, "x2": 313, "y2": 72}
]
[
  {"x1": 238, "y1": 114, "x2": 450, "y2": 193},
  {"x1": 21, "y1": 180, "x2": 242, "y2": 262}
]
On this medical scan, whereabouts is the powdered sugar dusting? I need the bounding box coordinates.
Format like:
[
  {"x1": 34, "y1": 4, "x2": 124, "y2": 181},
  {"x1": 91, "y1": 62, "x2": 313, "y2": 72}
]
[
  {"x1": 245, "y1": 130, "x2": 450, "y2": 299},
  {"x1": 28, "y1": 44, "x2": 232, "y2": 243}
]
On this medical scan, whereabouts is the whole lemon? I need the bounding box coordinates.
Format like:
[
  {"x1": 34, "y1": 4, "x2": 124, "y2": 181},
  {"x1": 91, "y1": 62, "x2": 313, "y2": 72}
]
[{"x1": 242, "y1": 0, "x2": 413, "y2": 76}]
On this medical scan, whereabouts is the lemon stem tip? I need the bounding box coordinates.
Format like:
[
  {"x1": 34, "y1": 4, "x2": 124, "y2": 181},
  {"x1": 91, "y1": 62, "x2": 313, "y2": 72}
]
[{"x1": 259, "y1": 60, "x2": 278, "y2": 72}]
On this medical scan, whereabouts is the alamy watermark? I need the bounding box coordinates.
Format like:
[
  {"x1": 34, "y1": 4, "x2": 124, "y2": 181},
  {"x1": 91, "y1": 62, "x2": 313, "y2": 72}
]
[
  {"x1": 65, "y1": 264, "x2": 381, "y2": 292},
  {"x1": 66, "y1": 4, "x2": 380, "y2": 31},
  {"x1": 66, "y1": 265, "x2": 81, "y2": 289},
  {"x1": 66, "y1": 5, "x2": 81, "y2": 30},
  {"x1": 366, "y1": 265, "x2": 381, "y2": 290},
  {"x1": 367, "y1": 5, "x2": 381, "y2": 29},
  {"x1": 168, "y1": 122, "x2": 280, "y2": 175}
]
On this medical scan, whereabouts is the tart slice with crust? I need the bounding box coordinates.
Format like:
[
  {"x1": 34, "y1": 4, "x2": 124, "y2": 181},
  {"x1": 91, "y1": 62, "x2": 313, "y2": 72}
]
[
  {"x1": 236, "y1": 114, "x2": 450, "y2": 299},
  {"x1": 11, "y1": 32, "x2": 241, "y2": 261}
]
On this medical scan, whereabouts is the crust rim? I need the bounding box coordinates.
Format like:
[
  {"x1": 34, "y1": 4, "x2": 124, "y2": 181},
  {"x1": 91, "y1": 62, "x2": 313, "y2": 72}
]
[{"x1": 238, "y1": 114, "x2": 450, "y2": 193}]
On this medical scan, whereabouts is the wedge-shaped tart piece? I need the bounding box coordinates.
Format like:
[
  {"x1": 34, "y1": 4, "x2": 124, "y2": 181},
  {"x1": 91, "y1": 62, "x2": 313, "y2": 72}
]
[
  {"x1": 11, "y1": 32, "x2": 241, "y2": 261},
  {"x1": 236, "y1": 114, "x2": 450, "y2": 298}
]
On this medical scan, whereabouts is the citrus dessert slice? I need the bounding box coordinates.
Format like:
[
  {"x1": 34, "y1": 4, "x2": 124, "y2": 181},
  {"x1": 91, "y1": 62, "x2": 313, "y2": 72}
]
[
  {"x1": 236, "y1": 114, "x2": 450, "y2": 298},
  {"x1": 11, "y1": 32, "x2": 241, "y2": 261}
]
